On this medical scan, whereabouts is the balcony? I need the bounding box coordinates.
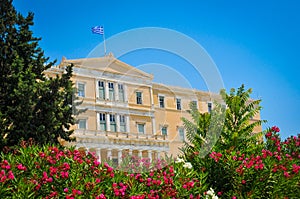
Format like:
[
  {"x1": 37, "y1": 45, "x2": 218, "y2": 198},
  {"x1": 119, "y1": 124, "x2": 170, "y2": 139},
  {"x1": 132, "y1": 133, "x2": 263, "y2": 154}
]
[{"x1": 74, "y1": 129, "x2": 168, "y2": 145}]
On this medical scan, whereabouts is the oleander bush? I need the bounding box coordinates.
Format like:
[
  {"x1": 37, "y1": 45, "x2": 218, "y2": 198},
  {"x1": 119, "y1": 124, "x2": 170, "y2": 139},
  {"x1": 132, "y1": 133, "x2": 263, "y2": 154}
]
[
  {"x1": 205, "y1": 127, "x2": 300, "y2": 198},
  {"x1": 0, "y1": 128, "x2": 299, "y2": 198},
  {"x1": 0, "y1": 142, "x2": 209, "y2": 199}
]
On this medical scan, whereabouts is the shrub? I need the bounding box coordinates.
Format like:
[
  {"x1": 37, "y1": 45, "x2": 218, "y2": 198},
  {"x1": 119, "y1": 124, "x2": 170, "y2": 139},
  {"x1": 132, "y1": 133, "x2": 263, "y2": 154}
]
[{"x1": 0, "y1": 143, "x2": 209, "y2": 198}]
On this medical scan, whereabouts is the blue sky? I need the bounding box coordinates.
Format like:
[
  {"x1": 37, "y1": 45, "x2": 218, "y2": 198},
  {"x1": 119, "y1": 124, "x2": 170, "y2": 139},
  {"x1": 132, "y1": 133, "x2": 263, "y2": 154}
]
[{"x1": 13, "y1": 0, "x2": 300, "y2": 139}]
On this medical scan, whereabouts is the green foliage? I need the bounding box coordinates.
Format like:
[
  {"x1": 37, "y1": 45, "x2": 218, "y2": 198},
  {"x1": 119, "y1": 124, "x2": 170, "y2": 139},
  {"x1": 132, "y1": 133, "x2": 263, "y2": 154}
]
[
  {"x1": 181, "y1": 102, "x2": 211, "y2": 156},
  {"x1": 218, "y1": 84, "x2": 266, "y2": 151},
  {"x1": 0, "y1": 0, "x2": 78, "y2": 148},
  {"x1": 0, "y1": 143, "x2": 209, "y2": 198},
  {"x1": 181, "y1": 85, "x2": 300, "y2": 198}
]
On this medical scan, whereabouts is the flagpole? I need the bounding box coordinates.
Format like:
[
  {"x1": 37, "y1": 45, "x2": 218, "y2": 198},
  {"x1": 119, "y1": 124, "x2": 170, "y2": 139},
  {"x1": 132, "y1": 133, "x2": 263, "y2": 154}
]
[
  {"x1": 102, "y1": 26, "x2": 107, "y2": 56},
  {"x1": 92, "y1": 26, "x2": 106, "y2": 56}
]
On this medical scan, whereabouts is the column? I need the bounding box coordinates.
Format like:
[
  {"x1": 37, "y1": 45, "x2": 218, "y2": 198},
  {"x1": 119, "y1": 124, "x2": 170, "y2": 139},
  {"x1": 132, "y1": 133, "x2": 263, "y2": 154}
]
[
  {"x1": 96, "y1": 113, "x2": 100, "y2": 131},
  {"x1": 124, "y1": 84, "x2": 128, "y2": 103},
  {"x1": 148, "y1": 150, "x2": 152, "y2": 162},
  {"x1": 128, "y1": 149, "x2": 133, "y2": 157},
  {"x1": 105, "y1": 81, "x2": 109, "y2": 100},
  {"x1": 85, "y1": 147, "x2": 90, "y2": 155},
  {"x1": 125, "y1": 115, "x2": 130, "y2": 133},
  {"x1": 115, "y1": 83, "x2": 119, "y2": 101},
  {"x1": 138, "y1": 150, "x2": 143, "y2": 158},
  {"x1": 150, "y1": 86, "x2": 154, "y2": 108},
  {"x1": 117, "y1": 150, "x2": 122, "y2": 165},
  {"x1": 107, "y1": 149, "x2": 112, "y2": 160},
  {"x1": 163, "y1": 151, "x2": 167, "y2": 158},
  {"x1": 96, "y1": 148, "x2": 101, "y2": 162},
  {"x1": 95, "y1": 80, "x2": 99, "y2": 99},
  {"x1": 106, "y1": 113, "x2": 110, "y2": 132},
  {"x1": 156, "y1": 151, "x2": 160, "y2": 159},
  {"x1": 116, "y1": 115, "x2": 120, "y2": 132},
  {"x1": 151, "y1": 117, "x2": 156, "y2": 135}
]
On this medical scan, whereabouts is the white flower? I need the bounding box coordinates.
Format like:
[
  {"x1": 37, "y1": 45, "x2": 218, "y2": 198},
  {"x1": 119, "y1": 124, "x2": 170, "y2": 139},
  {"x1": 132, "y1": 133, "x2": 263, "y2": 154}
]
[
  {"x1": 205, "y1": 188, "x2": 218, "y2": 199},
  {"x1": 207, "y1": 188, "x2": 215, "y2": 196},
  {"x1": 175, "y1": 157, "x2": 185, "y2": 163},
  {"x1": 183, "y1": 162, "x2": 193, "y2": 169}
]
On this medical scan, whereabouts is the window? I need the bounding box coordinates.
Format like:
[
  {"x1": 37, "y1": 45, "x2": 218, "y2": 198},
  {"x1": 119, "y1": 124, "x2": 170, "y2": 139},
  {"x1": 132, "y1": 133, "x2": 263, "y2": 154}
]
[
  {"x1": 176, "y1": 98, "x2": 181, "y2": 110},
  {"x1": 178, "y1": 127, "x2": 185, "y2": 141},
  {"x1": 119, "y1": 115, "x2": 126, "y2": 132},
  {"x1": 136, "y1": 91, "x2": 142, "y2": 104},
  {"x1": 110, "y1": 114, "x2": 116, "y2": 132},
  {"x1": 159, "y1": 96, "x2": 165, "y2": 108},
  {"x1": 221, "y1": 104, "x2": 226, "y2": 110},
  {"x1": 77, "y1": 83, "x2": 85, "y2": 97},
  {"x1": 108, "y1": 82, "x2": 115, "y2": 101},
  {"x1": 112, "y1": 158, "x2": 118, "y2": 167},
  {"x1": 208, "y1": 102, "x2": 212, "y2": 113},
  {"x1": 99, "y1": 113, "x2": 106, "y2": 131},
  {"x1": 137, "y1": 124, "x2": 145, "y2": 134},
  {"x1": 161, "y1": 127, "x2": 167, "y2": 136},
  {"x1": 98, "y1": 81, "x2": 105, "y2": 100},
  {"x1": 118, "y1": 84, "x2": 125, "y2": 102},
  {"x1": 191, "y1": 100, "x2": 197, "y2": 108},
  {"x1": 78, "y1": 119, "x2": 86, "y2": 129}
]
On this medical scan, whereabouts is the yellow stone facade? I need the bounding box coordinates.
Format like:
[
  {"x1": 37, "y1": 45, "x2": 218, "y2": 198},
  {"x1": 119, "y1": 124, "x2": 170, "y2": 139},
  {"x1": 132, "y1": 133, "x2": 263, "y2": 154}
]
[{"x1": 46, "y1": 54, "x2": 262, "y2": 163}]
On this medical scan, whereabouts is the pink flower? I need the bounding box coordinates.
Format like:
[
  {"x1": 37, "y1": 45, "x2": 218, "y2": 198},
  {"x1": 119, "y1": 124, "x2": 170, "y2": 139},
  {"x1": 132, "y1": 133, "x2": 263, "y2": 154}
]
[
  {"x1": 7, "y1": 170, "x2": 14, "y2": 180},
  {"x1": 232, "y1": 196, "x2": 237, "y2": 199},
  {"x1": 292, "y1": 164, "x2": 300, "y2": 174},
  {"x1": 64, "y1": 188, "x2": 69, "y2": 193},
  {"x1": 61, "y1": 171, "x2": 69, "y2": 178},
  {"x1": 35, "y1": 184, "x2": 41, "y2": 190},
  {"x1": 209, "y1": 152, "x2": 223, "y2": 162},
  {"x1": 46, "y1": 177, "x2": 53, "y2": 183},
  {"x1": 16, "y1": 164, "x2": 26, "y2": 171},
  {"x1": 49, "y1": 166, "x2": 58, "y2": 176},
  {"x1": 3, "y1": 160, "x2": 8, "y2": 165},
  {"x1": 63, "y1": 162, "x2": 70, "y2": 170},
  {"x1": 96, "y1": 178, "x2": 101, "y2": 183},
  {"x1": 107, "y1": 167, "x2": 113, "y2": 173},
  {"x1": 271, "y1": 126, "x2": 280, "y2": 132},
  {"x1": 49, "y1": 191, "x2": 58, "y2": 197},
  {"x1": 39, "y1": 152, "x2": 45, "y2": 158},
  {"x1": 97, "y1": 194, "x2": 106, "y2": 199},
  {"x1": 94, "y1": 160, "x2": 100, "y2": 166},
  {"x1": 284, "y1": 171, "x2": 290, "y2": 178},
  {"x1": 265, "y1": 132, "x2": 272, "y2": 138}
]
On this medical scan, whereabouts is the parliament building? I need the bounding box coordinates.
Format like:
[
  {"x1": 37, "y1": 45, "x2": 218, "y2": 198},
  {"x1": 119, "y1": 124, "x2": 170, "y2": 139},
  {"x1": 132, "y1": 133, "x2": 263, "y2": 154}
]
[{"x1": 46, "y1": 53, "x2": 262, "y2": 164}]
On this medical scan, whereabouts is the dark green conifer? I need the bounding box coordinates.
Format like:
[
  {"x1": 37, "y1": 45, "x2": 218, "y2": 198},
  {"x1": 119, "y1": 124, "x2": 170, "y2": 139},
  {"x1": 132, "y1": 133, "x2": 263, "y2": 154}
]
[{"x1": 0, "y1": 0, "x2": 78, "y2": 148}]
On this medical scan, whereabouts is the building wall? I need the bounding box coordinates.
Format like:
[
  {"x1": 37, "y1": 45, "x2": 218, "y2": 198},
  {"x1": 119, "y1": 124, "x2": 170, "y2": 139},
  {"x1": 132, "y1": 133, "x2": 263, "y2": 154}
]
[{"x1": 47, "y1": 56, "x2": 263, "y2": 160}]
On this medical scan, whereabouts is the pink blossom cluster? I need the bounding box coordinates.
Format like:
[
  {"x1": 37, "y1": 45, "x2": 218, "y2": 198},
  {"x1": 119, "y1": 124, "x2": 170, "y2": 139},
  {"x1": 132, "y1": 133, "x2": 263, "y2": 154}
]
[
  {"x1": 112, "y1": 182, "x2": 127, "y2": 196},
  {"x1": 209, "y1": 151, "x2": 223, "y2": 162},
  {"x1": 0, "y1": 160, "x2": 14, "y2": 182}
]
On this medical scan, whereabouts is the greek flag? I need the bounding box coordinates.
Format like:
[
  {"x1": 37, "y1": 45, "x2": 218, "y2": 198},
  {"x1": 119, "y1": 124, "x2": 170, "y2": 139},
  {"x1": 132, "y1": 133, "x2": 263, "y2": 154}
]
[{"x1": 92, "y1": 26, "x2": 104, "y2": 34}]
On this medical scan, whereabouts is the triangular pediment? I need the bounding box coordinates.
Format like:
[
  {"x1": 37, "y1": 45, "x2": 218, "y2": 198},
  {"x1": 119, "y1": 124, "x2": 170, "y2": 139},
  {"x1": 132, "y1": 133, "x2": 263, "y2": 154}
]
[{"x1": 59, "y1": 54, "x2": 153, "y2": 80}]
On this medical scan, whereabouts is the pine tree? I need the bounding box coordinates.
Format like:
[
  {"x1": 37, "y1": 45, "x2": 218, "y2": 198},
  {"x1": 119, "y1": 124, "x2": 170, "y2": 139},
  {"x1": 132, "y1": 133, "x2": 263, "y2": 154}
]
[{"x1": 0, "y1": 0, "x2": 77, "y2": 148}]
